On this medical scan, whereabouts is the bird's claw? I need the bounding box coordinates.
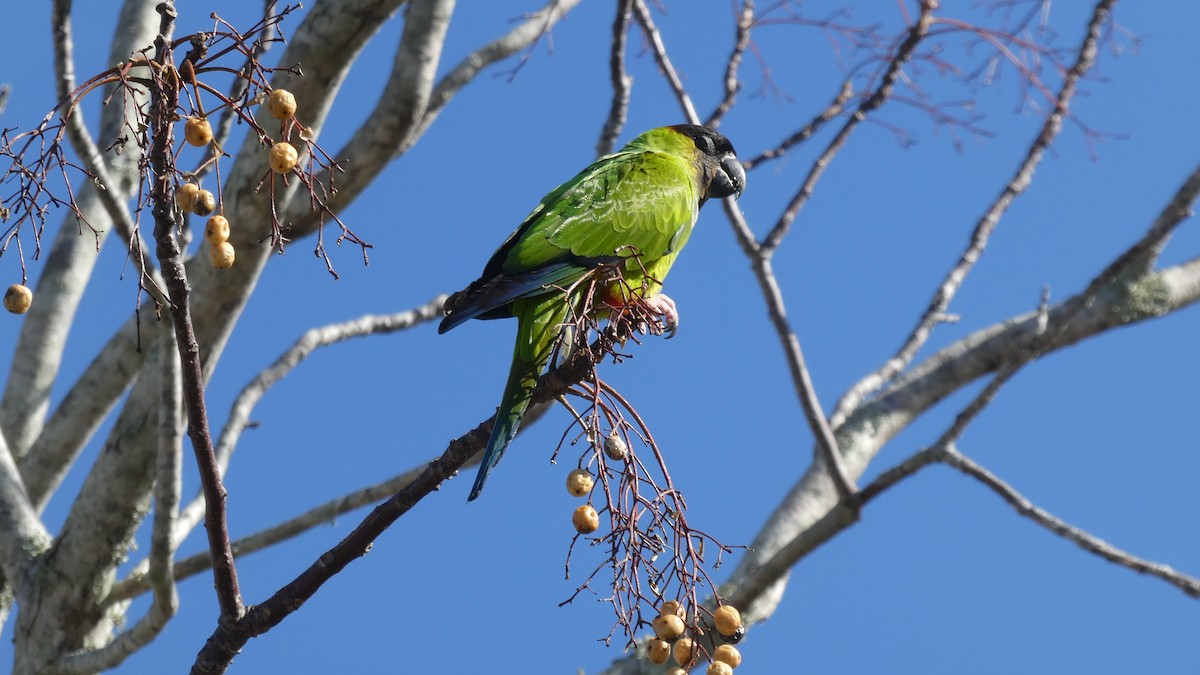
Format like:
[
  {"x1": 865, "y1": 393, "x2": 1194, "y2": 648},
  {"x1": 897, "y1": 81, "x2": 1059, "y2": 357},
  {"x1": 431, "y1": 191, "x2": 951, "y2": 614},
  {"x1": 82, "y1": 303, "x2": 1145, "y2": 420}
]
[{"x1": 639, "y1": 294, "x2": 679, "y2": 338}]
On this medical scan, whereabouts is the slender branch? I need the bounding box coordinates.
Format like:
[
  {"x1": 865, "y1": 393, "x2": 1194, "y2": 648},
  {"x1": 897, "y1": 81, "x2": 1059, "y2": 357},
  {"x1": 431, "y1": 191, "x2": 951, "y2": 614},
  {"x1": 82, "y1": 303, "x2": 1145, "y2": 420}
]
[
  {"x1": 832, "y1": 0, "x2": 1118, "y2": 426},
  {"x1": 705, "y1": 0, "x2": 754, "y2": 127},
  {"x1": 754, "y1": 255, "x2": 856, "y2": 498},
  {"x1": 941, "y1": 447, "x2": 1200, "y2": 598},
  {"x1": 174, "y1": 296, "x2": 447, "y2": 545},
  {"x1": 596, "y1": 0, "x2": 634, "y2": 157},
  {"x1": 145, "y1": 1, "x2": 242, "y2": 621},
  {"x1": 760, "y1": 0, "x2": 937, "y2": 254},
  {"x1": 741, "y1": 80, "x2": 853, "y2": 170},
  {"x1": 632, "y1": 0, "x2": 699, "y2": 124},
  {"x1": 191, "y1": 329, "x2": 616, "y2": 674}
]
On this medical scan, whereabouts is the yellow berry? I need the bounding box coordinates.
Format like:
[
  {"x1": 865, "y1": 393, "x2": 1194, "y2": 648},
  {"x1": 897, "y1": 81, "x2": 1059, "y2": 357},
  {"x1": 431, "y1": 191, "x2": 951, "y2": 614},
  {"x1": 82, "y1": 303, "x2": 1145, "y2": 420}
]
[
  {"x1": 665, "y1": 669, "x2": 687, "y2": 675},
  {"x1": 572, "y1": 504, "x2": 599, "y2": 534},
  {"x1": 646, "y1": 639, "x2": 670, "y2": 665},
  {"x1": 707, "y1": 662, "x2": 733, "y2": 675},
  {"x1": 660, "y1": 600, "x2": 684, "y2": 618},
  {"x1": 603, "y1": 429, "x2": 627, "y2": 460},
  {"x1": 652, "y1": 613, "x2": 685, "y2": 641},
  {"x1": 209, "y1": 241, "x2": 235, "y2": 269},
  {"x1": 4, "y1": 284, "x2": 32, "y2": 314},
  {"x1": 713, "y1": 644, "x2": 742, "y2": 669},
  {"x1": 267, "y1": 88, "x2": 297, "y2": 120},
  {"x1": 205, "y1": 215, "x2": 230, "y2": 246},
  {"x1": 673, "y1": 637, "x2": 696, "y2": 666},
  {"x1": 176, "y1": 182, "x2": 199, "y2": 212},
  {"x1": 269, "y1": 142, "x2": 299, "y2": 174},
  {"x1": 192, "y1": 189, "x2": 216, "y2": 217},
  {"x1": 183, "y1": 116, "x2": 213, "y2": 147},
  {"x1": 714, "y1": 605, "x2": 742, "y2": 637},
  {"x1": 566, "y1": 469, "x2": 594, "y2": 497}
]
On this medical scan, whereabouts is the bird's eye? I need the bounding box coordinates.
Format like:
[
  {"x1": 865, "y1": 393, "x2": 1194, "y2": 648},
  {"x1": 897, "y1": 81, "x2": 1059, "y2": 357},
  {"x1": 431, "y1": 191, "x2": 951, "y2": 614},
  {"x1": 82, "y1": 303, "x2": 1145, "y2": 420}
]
[{"x1": 695, "y1": 135, "x2": 715, "y2": 155}]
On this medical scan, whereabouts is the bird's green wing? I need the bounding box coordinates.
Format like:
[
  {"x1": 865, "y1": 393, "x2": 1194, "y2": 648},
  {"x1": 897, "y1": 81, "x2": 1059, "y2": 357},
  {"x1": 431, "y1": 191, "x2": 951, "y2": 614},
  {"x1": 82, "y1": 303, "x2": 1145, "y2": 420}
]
[{"x1": 440, "y1": 148, "x2": 698, "y2": 332}]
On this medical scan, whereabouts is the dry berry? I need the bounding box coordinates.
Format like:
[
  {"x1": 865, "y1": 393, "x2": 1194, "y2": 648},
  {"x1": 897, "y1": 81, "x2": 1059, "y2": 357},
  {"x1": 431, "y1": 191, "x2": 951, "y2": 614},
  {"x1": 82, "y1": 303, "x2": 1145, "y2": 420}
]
[
  {"x1": 713, "y1": 644, "x2": 742, "y2": 669},
  {"x1": 193, "y1": 189, "x2": 217, "y2": 217},
  {"x1": 205, "y1": 216, "x2": 230, "y2": 246},
  {"x1": 176, "y1": 183, "x2": 200, "y2": 212},
  {"x1": 707, "y1": 662, "x2": 733, "y2": 675},
  {"x1": 267, "y1": 89, "x2": 297, "y2": 120},
  {"x1": 269, "y1": 142, "x2": 299, "y2": 174},
  {"x1": 183, "y1": 116, "x2": 213, "y2": 147},
  {"x1": 646, "y1": 639, "x2": 670, "y2": 665},
  {"x1": 565, "y1": 469, "x2": 594, "y2": 497},
  {"x1": 209, "y1": 241, "x2": 235, "y2": 269},
  {"x1": 659, "y1": 600, "x2": 684, "y2": 618},
  {"x1": 572, "y1": 504, "x2": 599, "y2": 534},
  {"x1": 603, "y1": 429, "x2": 627, "y2": 460},
  {"x1": 673, "y1": 637, "x2": 696, "y2": 666},
  {"x1": 4, "y1": 284, "x2": 32, "y2": 314},
  {"x1": 652, "y1": 614, "x2": 685, "y2": 641},
  {"x1": 714, "y1": 605, "x2": 742, "y2": 637}
]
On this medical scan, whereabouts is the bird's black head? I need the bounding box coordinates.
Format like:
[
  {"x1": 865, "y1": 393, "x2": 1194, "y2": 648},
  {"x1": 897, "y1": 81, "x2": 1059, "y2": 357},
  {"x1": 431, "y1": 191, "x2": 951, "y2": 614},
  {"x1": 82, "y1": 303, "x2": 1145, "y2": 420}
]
[{"x1": 671, "y1": 124, "x2": 746, "y2": 200}]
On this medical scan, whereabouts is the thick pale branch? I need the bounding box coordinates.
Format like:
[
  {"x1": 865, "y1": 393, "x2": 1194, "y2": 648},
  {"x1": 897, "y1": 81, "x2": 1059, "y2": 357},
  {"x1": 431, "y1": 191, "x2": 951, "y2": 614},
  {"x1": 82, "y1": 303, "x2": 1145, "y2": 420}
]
[
  {"x1": 55, "y1": 318, "x2": 183, "y2": 674},
  {"x1": 412, "y1": 0, "x2": 584, "y2": 141},
  {"x1": 282, "y1": 0, "x2": 455, "y2": 235}
]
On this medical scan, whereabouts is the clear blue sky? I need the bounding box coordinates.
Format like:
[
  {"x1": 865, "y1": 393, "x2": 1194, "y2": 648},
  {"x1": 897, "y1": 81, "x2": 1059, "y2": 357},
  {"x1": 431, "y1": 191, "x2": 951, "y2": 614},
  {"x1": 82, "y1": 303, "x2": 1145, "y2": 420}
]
[{"x1": 1, "y1": 2, "x2": 1198, "y2": 673}]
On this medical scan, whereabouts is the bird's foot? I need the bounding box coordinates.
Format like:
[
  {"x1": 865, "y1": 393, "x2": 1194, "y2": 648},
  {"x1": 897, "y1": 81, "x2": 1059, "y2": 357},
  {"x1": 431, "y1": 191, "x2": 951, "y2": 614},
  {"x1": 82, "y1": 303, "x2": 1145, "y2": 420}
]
[{"x1": 637, "y1": 293, "x2": 679, "y2": 338}]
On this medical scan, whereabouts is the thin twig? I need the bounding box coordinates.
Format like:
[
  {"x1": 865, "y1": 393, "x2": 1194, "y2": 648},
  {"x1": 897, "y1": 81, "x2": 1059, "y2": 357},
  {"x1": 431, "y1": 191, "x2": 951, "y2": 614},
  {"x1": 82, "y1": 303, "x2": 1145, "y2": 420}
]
[
  {"x1": 706, "y1": 0, "x2": 754, "y2": 127},
  {"x1": 191, "y1": 324, "x2": 626, "y2": 674},
  {"x1": 760, "y1": 0, "x2": 938, "y2": 254},
  {"x1": 941, "y1": 447, "x2": 1200, "y2": 598},
  {"x1": 173, "y1": 296, "x2": 447, "y2": 545},
  {"x1": 631, "y1": 0, "x2": 699, "y2": 124},
  {"x1": 832, "y1": 0, "x2": 1118, "y2": 426}
]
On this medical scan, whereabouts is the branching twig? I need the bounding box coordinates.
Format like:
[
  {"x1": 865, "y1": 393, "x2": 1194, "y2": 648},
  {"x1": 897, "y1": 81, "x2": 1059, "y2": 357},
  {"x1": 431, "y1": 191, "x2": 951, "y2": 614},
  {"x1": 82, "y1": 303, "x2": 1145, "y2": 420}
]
[{"x1": 832, "y1": 0, "x2": 1118, "y2": 426}]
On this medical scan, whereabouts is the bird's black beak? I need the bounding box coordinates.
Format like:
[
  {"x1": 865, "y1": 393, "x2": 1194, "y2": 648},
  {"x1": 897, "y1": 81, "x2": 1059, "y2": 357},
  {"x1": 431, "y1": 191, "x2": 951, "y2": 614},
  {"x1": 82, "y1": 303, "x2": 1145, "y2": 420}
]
[{"x1": 710, "y1": 153, "x2": 746, "y2": 200}]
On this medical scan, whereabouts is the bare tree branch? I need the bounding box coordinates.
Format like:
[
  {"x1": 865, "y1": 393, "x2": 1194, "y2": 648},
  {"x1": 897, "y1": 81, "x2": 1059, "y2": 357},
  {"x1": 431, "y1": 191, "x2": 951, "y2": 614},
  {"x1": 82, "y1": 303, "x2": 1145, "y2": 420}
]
[
  {"x1": 0, "y1": 0, "x2": 158, "y2": 460},
  {"x1": 705, "y1": 0, "x2": 754, "y2": 127},
  {"x1": 411, "y1": 0, "x2": 584, "y2": 142},
  {"x1": 760, "y1": 0, "x2": 937, "y2": 255},
  {"x1": 280, "y1": 0, "x2": 455, "y2": 237},
  {"x1": 631, "y1": 0, "x2": 699, "y2": 125},
  {"x1": 832, "y1": 0, "x2": 1118, "y2": 427},
  {"x1": 56, "y1": 317, "x2": 183, "y2": 674},
  {"x1": 596, "y1": 0, "x2": 634, "y2": 157},
  {"x1": 174, "y1": 295, "x2": 447, "y2": 545},
  {"x1": 941, "y1": 446, "x2": 1200, "y2": 598}
]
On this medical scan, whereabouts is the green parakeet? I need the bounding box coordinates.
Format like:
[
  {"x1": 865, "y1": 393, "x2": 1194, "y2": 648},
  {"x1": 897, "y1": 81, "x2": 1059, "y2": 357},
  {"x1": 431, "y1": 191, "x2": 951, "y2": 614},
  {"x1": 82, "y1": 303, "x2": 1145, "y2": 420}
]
[{"x1": 440, "y1": 124, "x2": 745, "y2": 501}]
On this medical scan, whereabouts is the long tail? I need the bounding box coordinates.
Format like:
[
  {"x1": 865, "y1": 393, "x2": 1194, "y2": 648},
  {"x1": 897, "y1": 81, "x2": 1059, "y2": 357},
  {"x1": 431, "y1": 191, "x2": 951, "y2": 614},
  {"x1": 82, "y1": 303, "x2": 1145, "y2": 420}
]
[{"x1": 468, "y1": 297, "x2": 565, "y2": 501}]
